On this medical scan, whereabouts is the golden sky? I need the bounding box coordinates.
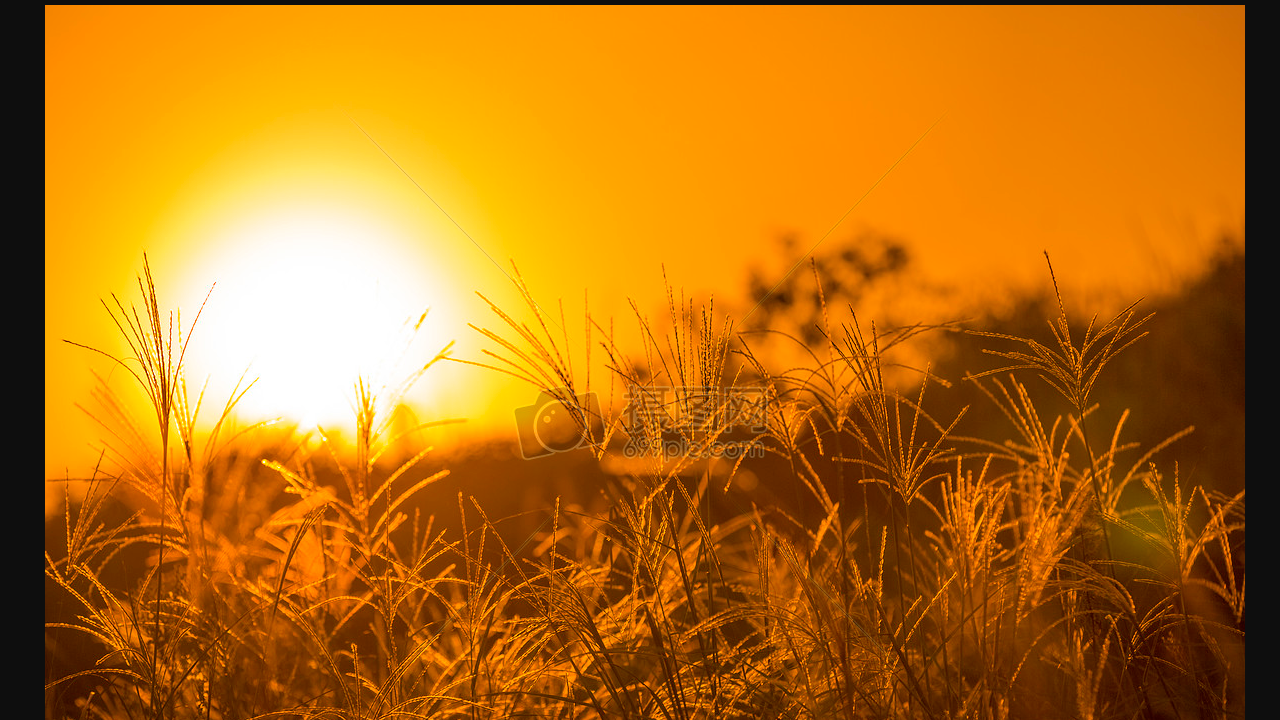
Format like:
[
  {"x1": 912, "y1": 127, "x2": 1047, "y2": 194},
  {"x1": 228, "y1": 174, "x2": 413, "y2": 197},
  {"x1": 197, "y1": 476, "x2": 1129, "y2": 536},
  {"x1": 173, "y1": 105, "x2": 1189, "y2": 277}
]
[{"x1": 46, "y1": 6, "x2": 1244, "y2": 480}]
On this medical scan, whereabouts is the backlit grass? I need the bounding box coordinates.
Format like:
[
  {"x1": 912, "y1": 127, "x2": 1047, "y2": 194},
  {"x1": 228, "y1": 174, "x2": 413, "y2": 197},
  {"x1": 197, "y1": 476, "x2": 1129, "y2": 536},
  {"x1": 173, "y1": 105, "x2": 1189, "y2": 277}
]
[{"x1": 46, "y1": 254, "x2": 1244, "y2": 719}]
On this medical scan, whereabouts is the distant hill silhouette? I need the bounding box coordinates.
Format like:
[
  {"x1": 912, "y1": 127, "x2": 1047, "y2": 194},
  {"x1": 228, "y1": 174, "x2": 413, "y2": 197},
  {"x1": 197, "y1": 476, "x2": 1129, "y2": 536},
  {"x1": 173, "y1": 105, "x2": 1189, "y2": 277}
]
[{"x1": 923, "y1": 238, "x2": 1245, "y2": 499}]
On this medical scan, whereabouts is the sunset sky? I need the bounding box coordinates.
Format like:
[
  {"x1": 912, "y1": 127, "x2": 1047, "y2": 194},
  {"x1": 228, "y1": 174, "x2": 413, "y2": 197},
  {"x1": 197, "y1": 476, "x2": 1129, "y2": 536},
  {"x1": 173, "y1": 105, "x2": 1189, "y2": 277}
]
[{"x1": 45, "y1": 6, "x2": 1244, "y2": 480}]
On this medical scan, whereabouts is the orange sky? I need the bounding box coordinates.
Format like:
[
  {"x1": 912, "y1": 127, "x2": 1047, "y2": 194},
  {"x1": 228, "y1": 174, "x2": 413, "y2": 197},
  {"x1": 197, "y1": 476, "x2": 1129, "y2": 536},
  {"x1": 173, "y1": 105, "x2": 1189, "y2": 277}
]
[{"x1": 46, "y1": 6, "x2": 1244, "y2": 480}]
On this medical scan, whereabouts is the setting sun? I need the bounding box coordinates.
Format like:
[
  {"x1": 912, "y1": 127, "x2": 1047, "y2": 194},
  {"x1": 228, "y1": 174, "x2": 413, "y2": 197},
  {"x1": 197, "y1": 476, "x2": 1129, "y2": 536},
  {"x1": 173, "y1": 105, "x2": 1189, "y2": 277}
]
[{"x1": 174, "y1": 204, "x2": 457, "y2": 433}]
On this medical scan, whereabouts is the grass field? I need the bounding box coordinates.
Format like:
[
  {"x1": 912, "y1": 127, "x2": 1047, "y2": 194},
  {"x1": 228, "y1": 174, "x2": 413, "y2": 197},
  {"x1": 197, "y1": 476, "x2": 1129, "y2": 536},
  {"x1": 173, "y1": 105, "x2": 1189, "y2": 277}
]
[{"x1": 45, "y1": 247, "x2": 1244, "y2": 719}]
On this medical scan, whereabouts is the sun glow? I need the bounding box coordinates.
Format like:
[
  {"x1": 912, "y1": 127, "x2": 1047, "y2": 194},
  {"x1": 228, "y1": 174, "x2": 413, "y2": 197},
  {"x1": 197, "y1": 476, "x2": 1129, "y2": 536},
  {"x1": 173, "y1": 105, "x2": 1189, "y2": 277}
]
[{"x1": 175, "y1": 205, "x2": 457, "y2": 434}]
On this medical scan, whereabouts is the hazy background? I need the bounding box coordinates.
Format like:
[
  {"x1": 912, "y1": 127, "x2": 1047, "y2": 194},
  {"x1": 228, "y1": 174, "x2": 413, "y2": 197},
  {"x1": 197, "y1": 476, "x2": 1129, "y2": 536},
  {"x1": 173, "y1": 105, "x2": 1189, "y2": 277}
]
[{"x1": 46, "y1": 6, "x2": 1244, "y2": 481}]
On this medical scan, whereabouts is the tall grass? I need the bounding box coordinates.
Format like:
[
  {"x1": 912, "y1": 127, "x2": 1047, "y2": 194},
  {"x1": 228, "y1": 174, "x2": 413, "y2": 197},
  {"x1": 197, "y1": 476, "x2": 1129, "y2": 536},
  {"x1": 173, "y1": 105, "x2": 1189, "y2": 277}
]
[{"x1": 47, "y1": 254, "x2": 1244, "y2": 719}]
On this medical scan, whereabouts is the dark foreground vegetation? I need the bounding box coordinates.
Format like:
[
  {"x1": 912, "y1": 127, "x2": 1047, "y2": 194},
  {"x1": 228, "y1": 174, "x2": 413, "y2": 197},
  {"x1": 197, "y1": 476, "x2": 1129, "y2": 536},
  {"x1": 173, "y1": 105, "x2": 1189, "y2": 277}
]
[{"x1": 46, "y1": 241, "x2": 1244, "y2": 719}]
